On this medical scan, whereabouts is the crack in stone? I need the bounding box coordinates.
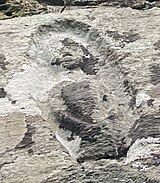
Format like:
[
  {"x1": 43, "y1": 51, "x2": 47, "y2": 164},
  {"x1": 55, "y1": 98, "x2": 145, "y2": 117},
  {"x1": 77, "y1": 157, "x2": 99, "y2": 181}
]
[{"x1": 16, "y1": 120, "x2": 36, "y2": 149}]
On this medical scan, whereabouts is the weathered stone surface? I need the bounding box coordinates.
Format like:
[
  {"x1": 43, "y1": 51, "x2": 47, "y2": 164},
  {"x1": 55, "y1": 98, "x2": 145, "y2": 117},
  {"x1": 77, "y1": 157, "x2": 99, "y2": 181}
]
[
  {"x1": 72, "y1": 0, "x2": 145, "y2": 7},
  {"x1": 0, "y1": 113, "x2": 26, "y2": 153},
  {"x1": 51, "y1": 38, "x2": 98, "y2": 74},
  {"x1": 0, "y1": 6, "x2": 160, "y2": 183},
  {"x1": 0, "y1": 53, "x2": 8, "y2": 70},
  {"x1": 0, "y1": 0, "x2": 7, "y2": 4},
  {"x1": 0, "y1": 88, "x2": 7, "y2": 98},
  {"x1": 129, "y1": 113, "x2": 160, "y2": 142},
  {"x1": 61, "y1": 81, "x2": 96, "y2": 122},
  {"x1": 1, "y1": 0, "x2": 160, "y2": 20},
  {"x1": 41, "y1": 163, "x2": 159, "y2": 183}
]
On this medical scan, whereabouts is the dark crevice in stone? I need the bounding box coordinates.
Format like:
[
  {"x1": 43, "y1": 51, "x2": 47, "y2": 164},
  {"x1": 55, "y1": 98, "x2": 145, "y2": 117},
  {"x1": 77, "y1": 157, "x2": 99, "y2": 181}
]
[
  {"x1": 102, "y1": 95, "x2": 108, "y2": 102},
  {"x1": 116, "y1": 137, "x2": 130, "y2": 158},
  {"x1": 5, "y1": 11, "x2": 12, "y2": 16},
  {"x1": 153, "y1": 40, "x2": 160, "y2": 50},
  {"x1": 11, "y1": 100, "x2": 17, "y2": 105},
  {"x1": 150, "y1": 63, "x2": 160, "y2": 85},
  {"x1": 0, "y1": 161, "x2": 14, "y2": 169},
  {"x1": 147, "y1": 98, "x2": 154, "y2": 107},
  {"x1": 16, "y1": 123, "x2": 36, "y2": 149},
  {"x1": 0, "y1": 88, "x2": 7, "y2": 98},
  {"x1": 107, "y1": 113, "x2": 117, "y2": 121}
]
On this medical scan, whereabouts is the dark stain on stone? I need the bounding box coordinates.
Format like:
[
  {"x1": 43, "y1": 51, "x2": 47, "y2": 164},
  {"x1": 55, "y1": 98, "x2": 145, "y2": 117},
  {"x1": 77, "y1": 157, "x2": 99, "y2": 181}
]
[
  {"x1": 51, "y1": 58, "x2": 60, "y2": 66},
  {"x1": 16, "y1": 124, "x2": 36, "y2": 149},
  {"x1": 150, "y1": 64, "x2": 160, "y2": 85},
  {"x1": 153, "y1": 40, "x2": 160, "y2": 50},
  {"x1": 117, "y1": 138, "x2": 130, "y2": 158},
  {"x1": 129, "y1": 113, "x2": 160, "y2": 143},
  {"x1": 0, "y1": 87, "x2": 7, "y2": 98}
]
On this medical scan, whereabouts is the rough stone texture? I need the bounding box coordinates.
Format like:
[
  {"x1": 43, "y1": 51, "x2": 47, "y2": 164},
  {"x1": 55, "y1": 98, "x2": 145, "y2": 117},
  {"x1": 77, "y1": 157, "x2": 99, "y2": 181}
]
[
  {"x1": 1, "y1": 0, "x2": 160, "y2": 20},
  {"x1": 0, "y1": 0, "x2": 61, "y2": 20},
  {"x1": 51, "y1": 38, "x2": 98, "y2": 74},
  {"x1": 0, "y1": 6, "x2": 160, "y2": 183}
]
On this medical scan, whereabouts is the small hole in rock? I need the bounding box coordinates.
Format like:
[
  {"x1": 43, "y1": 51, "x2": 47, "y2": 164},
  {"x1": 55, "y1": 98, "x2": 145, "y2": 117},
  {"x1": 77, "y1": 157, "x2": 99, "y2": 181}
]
[
  {"x1": 11, "y1": 100, "x2": 17, "y2": 104},
  {"x1": 0, "y1": 88, "x2": 7, "y2": 98},
  {"x1": 5, "y1": 12, "x2": 12, "y2": 16},
  {"x1": 103, "y1": 95, "x2": 108, "y2": 102}
]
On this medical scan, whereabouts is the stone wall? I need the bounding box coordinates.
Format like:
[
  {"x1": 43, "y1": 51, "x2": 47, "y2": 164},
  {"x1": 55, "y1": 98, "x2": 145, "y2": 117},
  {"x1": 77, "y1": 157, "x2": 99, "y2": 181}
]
[{"x1": 0, "y1": 5, "x2": 160, "y2": 183}]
